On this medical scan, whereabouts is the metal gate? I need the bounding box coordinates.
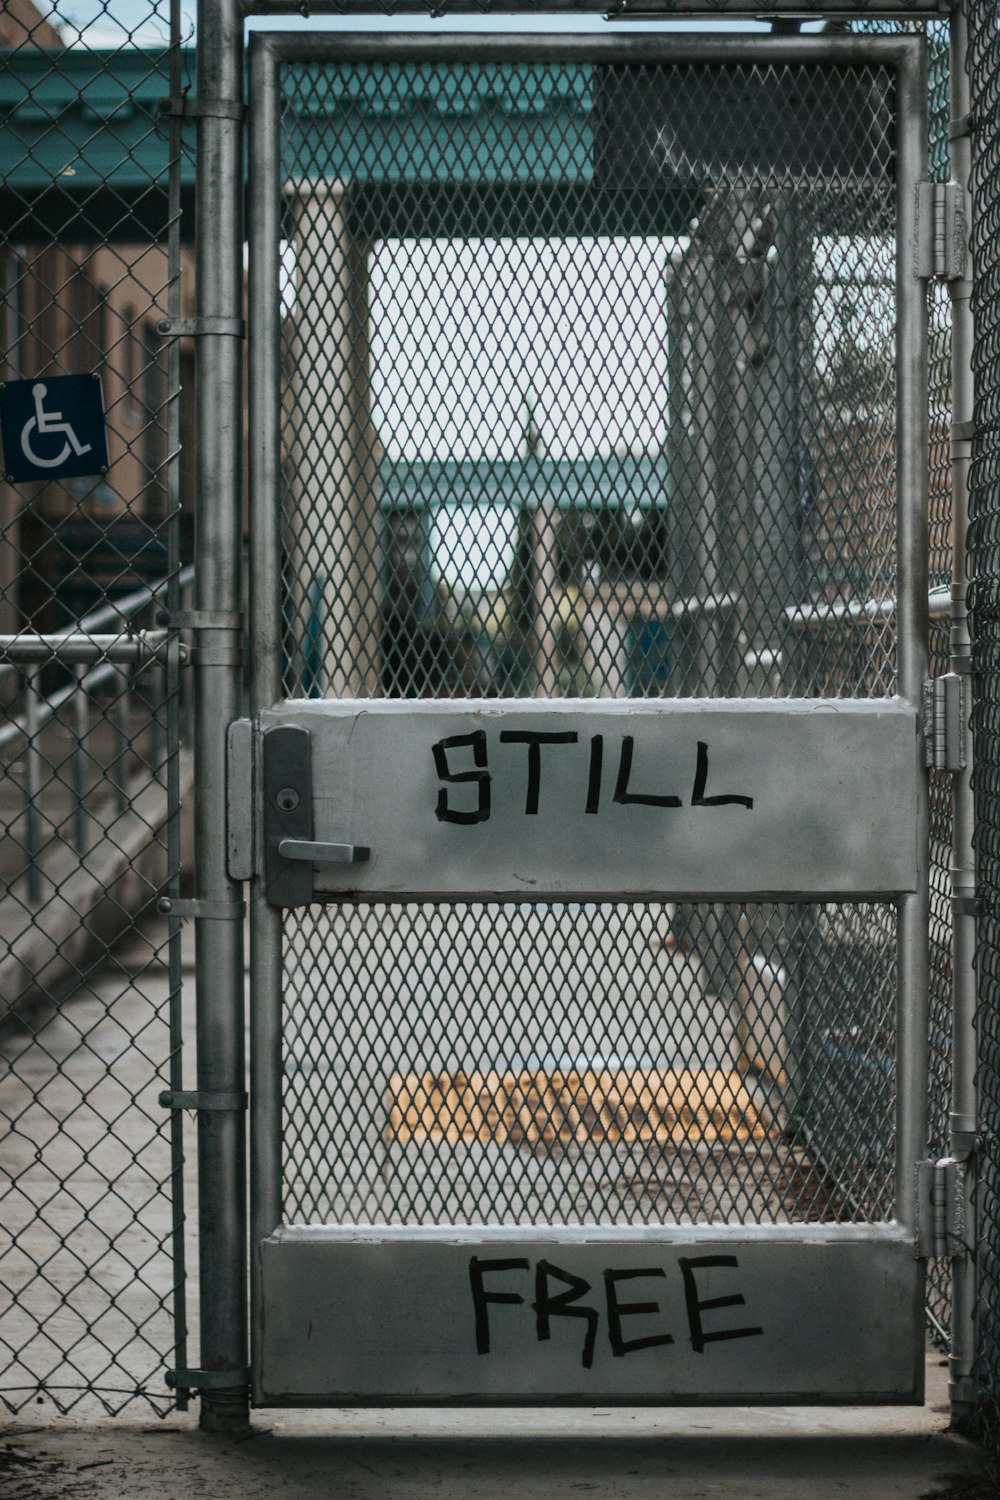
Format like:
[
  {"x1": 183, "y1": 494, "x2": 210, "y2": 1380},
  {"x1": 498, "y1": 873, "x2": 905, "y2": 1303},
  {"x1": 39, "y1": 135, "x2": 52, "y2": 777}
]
[{"x1": 241, "y1": 31, "x2": 931, "y2": 1404}]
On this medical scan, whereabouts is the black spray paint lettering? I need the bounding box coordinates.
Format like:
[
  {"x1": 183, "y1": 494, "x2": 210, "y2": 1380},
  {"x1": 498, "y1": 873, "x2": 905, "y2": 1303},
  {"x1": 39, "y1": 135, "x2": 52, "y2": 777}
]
[
  {"x1": 433, "y1": 731, "x2": 753, "y2": 824},
  {"x1": 498, "y1": 731, "x2": 579, "y2": 816},
  {"x1": 433, "y1": 730, "x2": 491, "y2": 825},
  {"x1": 469, "y1": 1255, "x2": 762, "y2": 1366},
  {"x1": 533, "y1": 1259, "x2": 599, "y2": 1369},
  {"x1": 678, "y1": 1255, "x2": 765, "y2": 1353}
]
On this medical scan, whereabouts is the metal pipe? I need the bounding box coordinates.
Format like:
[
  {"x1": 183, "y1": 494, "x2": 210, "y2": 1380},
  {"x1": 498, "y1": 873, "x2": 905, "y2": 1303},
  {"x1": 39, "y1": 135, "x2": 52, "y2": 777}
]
[
  {"x1": 946, "y1": 2, "x2": 978, "y2": 1424},
  {"x1": 112, "y1": 666, "x2": 130, "y2": 817},
  {"x1": 23, "y1": 668, "x2": 41, "y2": 905},
  {"x1": 243, "y1": 0, "x2": 948, "y2": 16},
  {"x1": 193, "y1": 0, "x2": 249, "y2": 1433},
  {"x1": 247, "y1": 30, "x2": 285, "y2": 1404},
  {"x1": 0, "y1": 630, "x2": 177, "y2": 664},
  {"x1": 72, "y1": 664, "x2": 88, "y2": 856},
  {"x1": 256, "y1": 31, "x2": 924, "y2": 69},
  {"x1": 893, "y1": 36, "x2": 931, "y2": 1240},
  {"x1": 165, "y1": 0, "x2": 189, "y2": 1407}
]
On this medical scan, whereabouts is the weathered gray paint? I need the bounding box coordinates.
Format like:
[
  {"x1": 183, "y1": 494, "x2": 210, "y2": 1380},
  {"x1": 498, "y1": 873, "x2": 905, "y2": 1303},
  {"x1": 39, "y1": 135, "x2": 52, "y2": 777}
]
[
  {"x1": 259, "y1": 697, "x2": 919, "y2": 902},
  {"x1": 256, "y1": 1225, "x2": 923, "y2": 1404}
]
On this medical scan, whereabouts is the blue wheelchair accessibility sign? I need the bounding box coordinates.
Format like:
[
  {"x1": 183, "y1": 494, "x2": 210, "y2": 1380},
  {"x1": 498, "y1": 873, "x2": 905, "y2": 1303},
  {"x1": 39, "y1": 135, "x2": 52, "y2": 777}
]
[{"x1": 0, "y1": 374, "x2": 109, "y2": 483}]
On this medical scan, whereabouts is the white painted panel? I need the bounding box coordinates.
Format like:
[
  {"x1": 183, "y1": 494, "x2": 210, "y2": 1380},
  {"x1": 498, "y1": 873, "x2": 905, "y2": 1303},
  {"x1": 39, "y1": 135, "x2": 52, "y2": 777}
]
[{"x1": 261, "y1": 698, "x2": 919, "y2": 900}]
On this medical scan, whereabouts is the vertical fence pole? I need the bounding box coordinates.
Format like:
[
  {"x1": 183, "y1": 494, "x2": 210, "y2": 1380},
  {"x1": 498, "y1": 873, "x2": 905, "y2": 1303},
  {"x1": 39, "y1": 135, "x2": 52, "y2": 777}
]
[
  {"x1": 247, "y1": 36, "x2": 285, "y2": 1406},
  {"x1": 894, "y1": 36, "x2": 931, "y2": 1245},
  {"x1": 947, "y1": 1, "x2": 979, "y2": 1425},
  {"x1": 23, "y1": 667, "x2": 41, "y2": 905},
  {"x1": 72, "y1": 664, "x2": 88, "y2": 854},
  {"x1": 113, "y1": 665, "x2": 130, "y2": 815},
  {"x1": 193, "y1": 0, "x2": 248, "y2": 1433}
]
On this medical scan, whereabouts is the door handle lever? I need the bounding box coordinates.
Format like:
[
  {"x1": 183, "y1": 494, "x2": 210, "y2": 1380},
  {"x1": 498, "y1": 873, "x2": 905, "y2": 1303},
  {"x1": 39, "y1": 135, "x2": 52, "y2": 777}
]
[{"x1": 277, "y1": 838, "x2": 370, "y2": 865}]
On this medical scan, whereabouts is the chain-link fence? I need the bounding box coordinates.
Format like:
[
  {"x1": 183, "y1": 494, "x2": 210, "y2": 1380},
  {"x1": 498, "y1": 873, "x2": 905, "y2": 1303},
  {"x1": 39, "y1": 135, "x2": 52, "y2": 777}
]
[
  {"x1": 967, "y1": 0, "x2": 1000, "y2": 1452},
  {"x1": 0, "y1": 3, "x2": 192, "y2": 1415}
]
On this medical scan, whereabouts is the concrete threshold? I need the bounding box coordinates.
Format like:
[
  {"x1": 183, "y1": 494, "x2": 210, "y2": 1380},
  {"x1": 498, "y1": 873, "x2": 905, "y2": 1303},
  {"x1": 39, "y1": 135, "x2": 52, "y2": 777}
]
[{"x1": 0, "y1": 1353, "x2": 988, "y2": 1500}]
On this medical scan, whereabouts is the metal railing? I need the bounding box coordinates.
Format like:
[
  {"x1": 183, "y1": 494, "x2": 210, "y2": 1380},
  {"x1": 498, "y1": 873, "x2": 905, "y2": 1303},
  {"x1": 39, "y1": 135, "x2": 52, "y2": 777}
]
[{"x1": 0, "y1": 565, "x2": 194, "y2": 902}]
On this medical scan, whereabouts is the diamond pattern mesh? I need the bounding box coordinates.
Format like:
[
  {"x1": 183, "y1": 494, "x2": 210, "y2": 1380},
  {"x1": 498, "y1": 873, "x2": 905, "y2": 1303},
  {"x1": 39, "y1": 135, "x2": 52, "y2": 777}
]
[
  {"x1": 283, "y1": 901, "x2": 896, "y2": 1227},
  {"x1": 0, "y1": 6, "x2": 191, "y2": 1415},
  {"x1": 967, "y1": 0, "x2": 1000, "y2": 1451},
  {"x1": 274, "y1": 55, "x2": 907, "y2": 1233},
  {"x1": 278, "y1": 58, "x2": 899, "y2": 705}
]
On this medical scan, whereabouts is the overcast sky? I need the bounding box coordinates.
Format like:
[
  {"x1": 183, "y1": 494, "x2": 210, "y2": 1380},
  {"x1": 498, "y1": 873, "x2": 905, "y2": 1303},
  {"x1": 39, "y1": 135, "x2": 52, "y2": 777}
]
[{"x1": 48, "y1": 0, "x2": 773, "y2": 48}]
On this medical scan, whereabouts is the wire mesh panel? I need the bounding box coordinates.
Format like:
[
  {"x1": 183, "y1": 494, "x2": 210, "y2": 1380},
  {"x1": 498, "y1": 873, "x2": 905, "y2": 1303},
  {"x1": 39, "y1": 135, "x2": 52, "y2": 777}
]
[
  {"x1": 283, "y1": 900, "x2": 897, "y2": 1227},
  {"x1": 924, "y1": 21, "x2": 954, "y2": 1354},
  {"x1": 263, "y1": 43, "x2": 921, "y2": 1259},
  {"x1": 0, "y1": 4, "x2": 192, "y2": 1415},
  {"x1": 967, "y1": 0, "x2": 1000, "y2": 1452}
]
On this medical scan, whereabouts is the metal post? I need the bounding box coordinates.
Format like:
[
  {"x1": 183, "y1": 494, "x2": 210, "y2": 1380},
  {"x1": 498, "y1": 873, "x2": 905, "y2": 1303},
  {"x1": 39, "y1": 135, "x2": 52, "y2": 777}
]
[
  {"x1": 247, "y1": 32, "x2": 285, "y2": 1404},
  {"x1": 112, "y1": 666, "x2": 129, "y2": 816},
  {"x1": 165, "y1": 0, "x2": 189, "y2": 1410},
  {"x1": 947, "y1": 2, "x2": 978, "y2": 1424},
  {"x1": 23, "y1": 667, "x2": 41, "y2": 905},
  {"x1": 193, "y1": 0, "x2": 248, "y2": 1433},
  {"x1": 72, "y1": 664, "x2": 88, "y2": 855},
  {"x1": 894, "y1": 38, "x2": 931, "y2": 1242}
]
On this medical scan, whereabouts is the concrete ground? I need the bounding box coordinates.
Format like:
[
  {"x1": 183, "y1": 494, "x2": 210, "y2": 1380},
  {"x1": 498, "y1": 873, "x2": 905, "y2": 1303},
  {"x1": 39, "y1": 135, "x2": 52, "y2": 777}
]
[{"x1": 0, "y1": 1354, "x2": 992, "y2": 1500}]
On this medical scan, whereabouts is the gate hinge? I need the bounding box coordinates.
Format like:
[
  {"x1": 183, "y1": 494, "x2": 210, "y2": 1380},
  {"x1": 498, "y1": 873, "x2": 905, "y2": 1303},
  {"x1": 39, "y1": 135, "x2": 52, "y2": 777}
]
[
  {"x1": 157, "y1": 95, "x2": 247, "y2": 123},
  {"x1": 159, "y1": 1089, "x2": 247, "y2": 1112},
  {"x1": 156, "y1": 316, "x2": 246, "y2": 340},
  {"x1": 157, "y1": 896, "x2": 246, "y2": 922},
  {"x1": 915, "y1": 181, "x2": 967, "y2": 282},
  {"x1": 923, "y1": 673, "x2": 967, "y2": 772},
  {"x1": 915, "y1": 1157, "x2": 972, "y2": 1260},
  {"x1": 166, "y1": 1366, "x2": 250, "y2": 1392}
]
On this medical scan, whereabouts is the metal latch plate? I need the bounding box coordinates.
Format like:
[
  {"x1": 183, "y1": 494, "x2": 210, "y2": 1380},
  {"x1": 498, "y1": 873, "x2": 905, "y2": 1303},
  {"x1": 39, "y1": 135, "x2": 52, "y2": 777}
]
[{"x1": 262, "y1": 724, "x2": 314, "y2": 908}]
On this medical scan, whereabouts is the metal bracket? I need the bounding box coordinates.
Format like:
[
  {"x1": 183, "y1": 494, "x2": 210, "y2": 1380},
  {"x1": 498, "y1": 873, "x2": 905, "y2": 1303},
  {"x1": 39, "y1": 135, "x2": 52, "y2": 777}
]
[
  {"x1": 157, "y1": 896, "x2": 246, "y2": 921},
  {"x1": 915, "y1": 1157, "x2": 971, "y2": 1260},
  {"x1": 158, "y1": 96, "x2": 247, "y2": 123},
  {"x1": 166, "y1": 1367, "x2": 250, "y2": 1392},
  {"x1": 159, "y1": 1089, "x2": 247, "y2": 1112},
  {"x1": 923, "y1": 673, "x2": 967, "y2": 772},
  {"x1": 160, "y1": 609, "x2": 244, "y2": 666},
  {"x1": 156, "y1": 316, "x2": 246, "y2": 339},
  {"x1": 169, "y1": 609, "x2": 244, "y2": 631},
  {"x1": 188, "y1": 641, "x2": 244, "y2": 667},
  {"x1": 915, "y1": 181, "x2": 967, "y2": 282}
]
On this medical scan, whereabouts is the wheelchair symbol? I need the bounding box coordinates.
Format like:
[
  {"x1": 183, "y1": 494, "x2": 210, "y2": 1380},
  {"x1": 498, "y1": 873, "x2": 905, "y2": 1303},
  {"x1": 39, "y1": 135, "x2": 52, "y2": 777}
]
[{"x1": 20, "y1": 382, "x2": 93, "y2": 469}]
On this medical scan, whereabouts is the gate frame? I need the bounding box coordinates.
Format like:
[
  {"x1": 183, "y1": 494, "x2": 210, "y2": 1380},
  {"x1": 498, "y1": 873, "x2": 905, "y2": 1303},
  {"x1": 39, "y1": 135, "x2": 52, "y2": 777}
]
[{"x1": 240, "y1": 27, "x2": 930, "y2": 1409}]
